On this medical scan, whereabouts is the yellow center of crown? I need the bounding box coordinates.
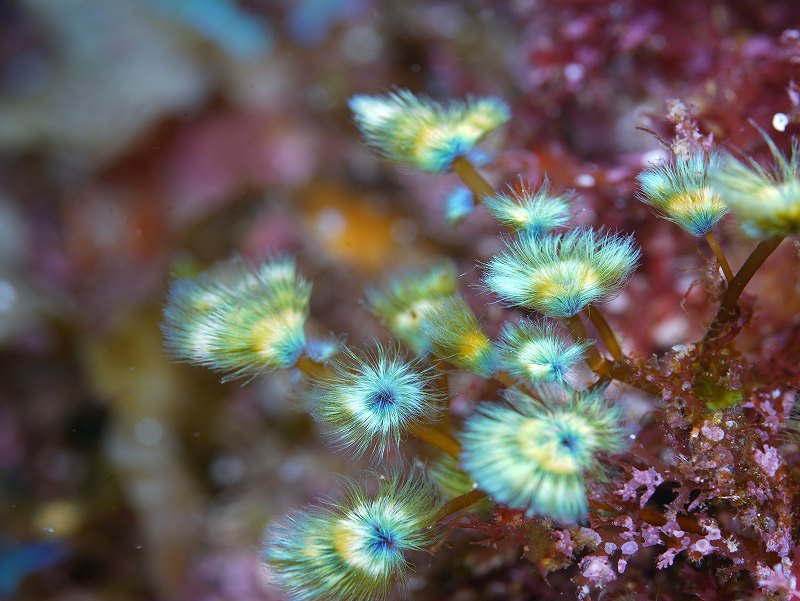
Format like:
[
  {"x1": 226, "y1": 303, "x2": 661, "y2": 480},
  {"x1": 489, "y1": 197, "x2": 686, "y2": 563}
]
[
  {"x1": 531, "y1": 261, "x2": 599, "y2": 303},
  {"x1": 458, "y1": 331, "x2": 492, "y2": 364},
  {"x1": 665, "y1": 187, "x2": 723, "y2": 218},
  {"x1": 251, "y1": 309, "x2": 304, "y2": 360}
]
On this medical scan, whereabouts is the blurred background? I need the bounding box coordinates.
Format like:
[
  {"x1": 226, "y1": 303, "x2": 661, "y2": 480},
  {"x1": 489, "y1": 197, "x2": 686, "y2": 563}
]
[{"x1": 1, "y1": 1, "x2": 799, "y2": 599}]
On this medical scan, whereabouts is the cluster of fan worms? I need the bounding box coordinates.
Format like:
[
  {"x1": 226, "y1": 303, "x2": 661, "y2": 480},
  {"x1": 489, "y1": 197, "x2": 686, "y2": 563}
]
[{"x1": 162, "y1": 89, "x2": 800, "y2": 600}]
